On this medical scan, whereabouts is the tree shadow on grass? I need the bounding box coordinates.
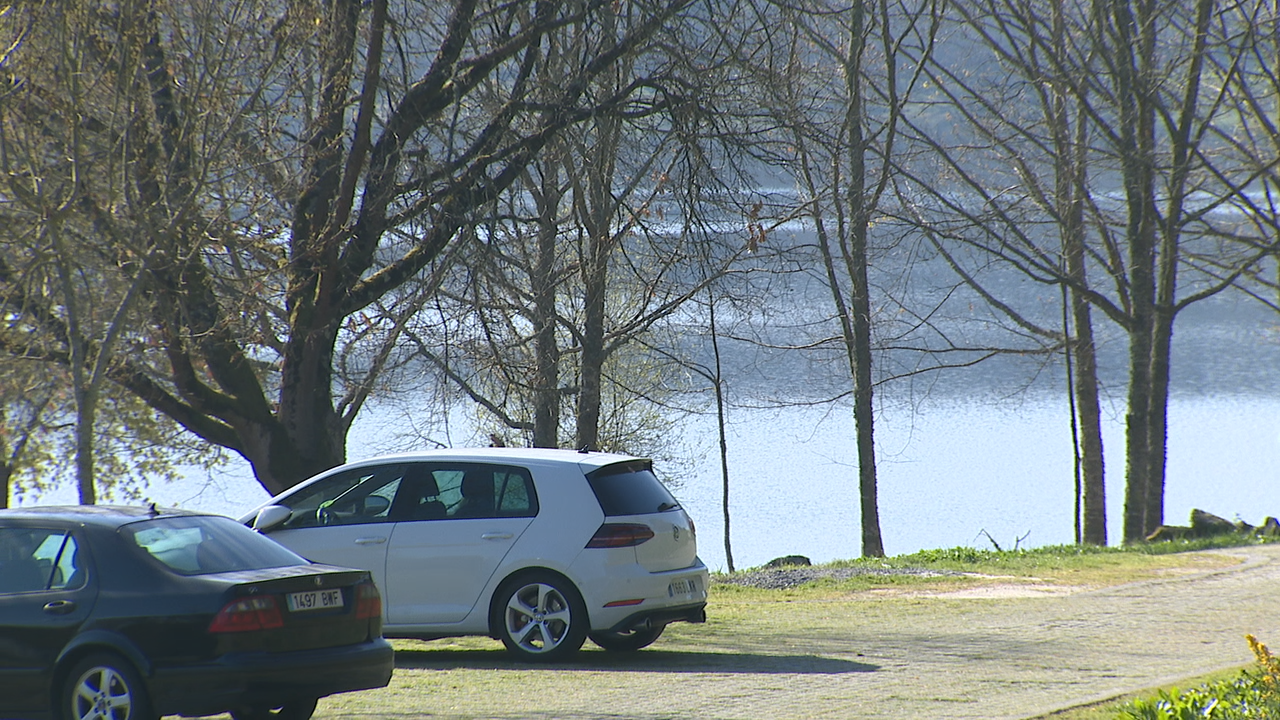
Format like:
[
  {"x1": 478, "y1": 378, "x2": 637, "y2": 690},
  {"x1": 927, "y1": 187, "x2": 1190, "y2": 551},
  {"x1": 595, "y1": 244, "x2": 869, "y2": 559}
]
[{"x1": 393, "y1": 647, "x2": 878, "y2": 674}]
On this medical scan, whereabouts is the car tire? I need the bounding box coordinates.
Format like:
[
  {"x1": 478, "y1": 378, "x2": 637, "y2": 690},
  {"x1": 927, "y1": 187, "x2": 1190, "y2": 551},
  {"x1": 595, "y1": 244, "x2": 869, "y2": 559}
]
[
  {"x1": 62, "y1": 652, "x2": 156, "y2": 720},
  {"x1": 229, "y1": 699, "x2": 318, "y2": 720},
  {"x1": 589, "y1": 625, "x2": 665, "y2": 652},
  {"x1": 494, "y1": 571, "x2": 588, "y2": 662}
]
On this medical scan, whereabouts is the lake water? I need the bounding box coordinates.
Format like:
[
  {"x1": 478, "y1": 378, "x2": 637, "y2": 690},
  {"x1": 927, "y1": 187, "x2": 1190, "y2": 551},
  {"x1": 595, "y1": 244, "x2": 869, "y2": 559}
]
[
  {"x1": 20, "y1": 266, "x2": 1280, "y2": 572},
  {"x1": 26, "y1": 389, "x2": 1278, "y2": 573},
  {"x1": 672, "y1": 393, "x2": 1279, "y2": 571}
]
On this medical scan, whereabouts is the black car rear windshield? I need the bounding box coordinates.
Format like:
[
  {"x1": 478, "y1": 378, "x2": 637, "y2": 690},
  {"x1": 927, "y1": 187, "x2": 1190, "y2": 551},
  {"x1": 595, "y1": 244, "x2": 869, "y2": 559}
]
[
  {"x1": 122, "y1": 515, "x2": 309, "y2": 576},
  {"x1": 586, "y1": 461, "x2": 680, "y2": 517}
]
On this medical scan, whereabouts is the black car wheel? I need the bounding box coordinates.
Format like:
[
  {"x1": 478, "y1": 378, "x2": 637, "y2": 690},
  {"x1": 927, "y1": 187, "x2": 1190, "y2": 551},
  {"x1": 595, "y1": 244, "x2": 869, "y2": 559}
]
[
  {"x1": 494, "y1": 571, "x2": 588, "y2": 661},
  {"x1": 229, "y1": 699, "x2": 318, "y2": 720},
  {"x1": 589, "y1": 625, "x2": 665, "y2": 652},
  {"x1": 63, "y1": 652, "x2": 155, "y2": 720}
]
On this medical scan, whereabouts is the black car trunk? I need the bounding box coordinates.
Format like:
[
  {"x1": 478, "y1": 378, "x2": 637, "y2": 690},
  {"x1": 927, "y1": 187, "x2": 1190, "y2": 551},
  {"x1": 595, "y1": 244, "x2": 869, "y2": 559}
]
[{"x1": 204, "y1": 566, "x2": 379, "y2": 655}]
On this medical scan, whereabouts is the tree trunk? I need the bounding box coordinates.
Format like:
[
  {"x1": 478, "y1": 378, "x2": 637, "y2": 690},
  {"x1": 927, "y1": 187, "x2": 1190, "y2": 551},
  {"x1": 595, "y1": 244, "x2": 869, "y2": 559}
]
[
  {"x1": 532, "y1": 160, "x2": 565, "y2": 449},
  {"x1": 1048, "y1": 4, "x2": 1107, "y2": 544},
  {"x1": 844, "y1": 1, "x2": 884, "y2": 558},
  {"x1": 577, "y1": 225, "x2": 607, "y2": 452},
  {"x1": 573, "y1": 42, "x2": 622, "y2": 451},
  {"x1": 708, "y1": 297, "x2": 735, "y2": 572},
  {"x1": 1106, "y1": 0, "x2": 1161, "y2": 543},
  {"x1": 1144, "y1": 310, "x2": 1173, "y2": 535},
  {"x1": 1070, "y1": 292, "x2": 1107, "y2": 544}
]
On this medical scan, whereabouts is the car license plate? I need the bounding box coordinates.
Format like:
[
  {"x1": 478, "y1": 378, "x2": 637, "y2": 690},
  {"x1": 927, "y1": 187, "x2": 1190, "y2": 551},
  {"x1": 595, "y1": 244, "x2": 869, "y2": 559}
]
[
  {"x1": 668, "y1": 578, "x2": 697, "y2": 597},
  {"x1": 287, "y1": 589, "x2": 344, "y2": 612}
]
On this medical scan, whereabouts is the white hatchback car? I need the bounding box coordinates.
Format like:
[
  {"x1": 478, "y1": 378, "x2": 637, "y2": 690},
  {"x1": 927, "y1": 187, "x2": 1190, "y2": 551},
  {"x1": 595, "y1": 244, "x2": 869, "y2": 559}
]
[{"x1": 241, "y1": 448, "x2": 708, "y2": 661}]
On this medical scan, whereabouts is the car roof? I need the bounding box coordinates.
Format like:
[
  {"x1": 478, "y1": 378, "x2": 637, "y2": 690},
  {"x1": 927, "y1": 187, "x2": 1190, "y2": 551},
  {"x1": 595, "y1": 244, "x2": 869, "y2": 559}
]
[
  {"x1": 328, "y1": 447, "x2": 645, "y2": 473},
  {"x1": 0, "y1": 504, "x2": 213, "y2": 527}
]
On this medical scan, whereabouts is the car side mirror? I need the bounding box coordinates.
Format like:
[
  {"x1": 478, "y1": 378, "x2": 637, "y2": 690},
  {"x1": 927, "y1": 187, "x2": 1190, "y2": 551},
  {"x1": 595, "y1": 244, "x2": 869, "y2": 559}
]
[{"x1": 251, "y1": 505, "x2": 293, "y2": 533}]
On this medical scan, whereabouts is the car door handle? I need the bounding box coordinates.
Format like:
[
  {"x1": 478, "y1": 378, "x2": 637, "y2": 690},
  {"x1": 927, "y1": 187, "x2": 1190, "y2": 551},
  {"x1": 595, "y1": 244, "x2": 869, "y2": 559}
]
[
  {"x1": 354, "y1": 537, "x2": 388, "y2": 545},
  {"x1": 481, "y1": 532, "x2": 514, "y2": 540},
  {"x1": 43, "y1": 600, "x2": 77, "y2": 615}
]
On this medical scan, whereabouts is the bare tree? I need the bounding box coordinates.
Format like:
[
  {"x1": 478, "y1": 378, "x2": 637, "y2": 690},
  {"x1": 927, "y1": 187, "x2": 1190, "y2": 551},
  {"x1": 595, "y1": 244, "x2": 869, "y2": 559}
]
[
  {"x1": 381, "y1": 2, "x2": 757, "y2": 462},
  {"x1": 731, "y1": 0, "x2": 940, "y2": 557},
  {"x1": 900, "y1": 0, "x2": 1280, "y2": 542},
  {"x1": 1, "y1": 0, "x2": 702, "y2": 495}
]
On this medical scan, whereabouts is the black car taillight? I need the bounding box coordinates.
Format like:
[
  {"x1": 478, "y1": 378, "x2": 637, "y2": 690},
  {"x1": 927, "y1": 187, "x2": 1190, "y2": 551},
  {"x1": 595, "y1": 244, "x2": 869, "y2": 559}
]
[
  {"x1": 208, "y1": 596, "x2": 285, "y2": 633},
  {"x1": 586, "y1": 523, "x2": 655, "y2": 548},
  {"x1": 355, "y1": 579, "x2": 381, "y2": 620}
]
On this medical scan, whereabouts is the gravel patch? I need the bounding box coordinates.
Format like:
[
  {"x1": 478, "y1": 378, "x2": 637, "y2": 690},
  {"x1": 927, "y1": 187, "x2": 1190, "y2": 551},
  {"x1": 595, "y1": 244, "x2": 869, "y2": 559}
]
[{"x1": 716, "y1": 565, "x2": 963, "y2": 590}]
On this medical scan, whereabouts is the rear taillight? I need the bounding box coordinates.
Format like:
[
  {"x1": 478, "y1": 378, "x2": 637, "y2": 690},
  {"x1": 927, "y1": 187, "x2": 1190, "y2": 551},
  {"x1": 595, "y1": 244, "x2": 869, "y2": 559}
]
[
  {"x1": 208, "y1": 596, "x2": 284, "y2": 633},
  {"x1": 355, "y1": 580, "x2": 381, "y2": 620},
  {"x1": 586, "y1": 523, "x2": 655, "y2": 548}
]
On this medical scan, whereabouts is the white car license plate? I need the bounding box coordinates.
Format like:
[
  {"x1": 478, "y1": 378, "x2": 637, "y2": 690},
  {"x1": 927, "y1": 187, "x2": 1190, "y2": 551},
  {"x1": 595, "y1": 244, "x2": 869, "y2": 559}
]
[
  {"x1": 668, "y1": 578, "x2": 697, "y2": 597},
  {"x1": 287, "y1": 589, "x2": 344, "y2": 612}
]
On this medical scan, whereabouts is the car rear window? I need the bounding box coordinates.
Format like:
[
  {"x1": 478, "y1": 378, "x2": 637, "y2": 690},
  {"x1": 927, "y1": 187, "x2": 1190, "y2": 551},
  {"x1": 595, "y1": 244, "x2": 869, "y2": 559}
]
[
  {"x1": 586, "y1": 461, "x2": 681, "y2": 517},
  {"x1": 122, "y1": 515, "x2": 309, "y2": 576}
]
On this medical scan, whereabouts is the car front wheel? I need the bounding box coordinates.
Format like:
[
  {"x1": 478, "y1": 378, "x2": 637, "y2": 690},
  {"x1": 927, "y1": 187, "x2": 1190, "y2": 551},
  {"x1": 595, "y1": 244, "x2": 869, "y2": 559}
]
[
  {"x1": 495, "y1": 571, "x2": 588, "y2": 661},
  {"x1": 63, "y1": 652, "x2": 156, "y2": 720},
  {"x1": 229, "y1": 699, "x2": 318, "y2": 720},
  {"x1": 589, "y1": 625, "x2": 665, "y2": 652}
]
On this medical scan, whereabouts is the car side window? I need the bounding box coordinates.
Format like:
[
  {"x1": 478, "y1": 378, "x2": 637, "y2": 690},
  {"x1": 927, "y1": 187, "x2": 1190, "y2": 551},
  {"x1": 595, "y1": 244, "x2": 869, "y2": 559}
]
[
  {"x1": 494, "y1": 469, "x2": 537, "y2": 517},
  {"x1": 45, "y1": 535, "x2": 84, "y2": 590},
  {"x1": 432, "y1": 464, "x2": 538, "y2": 520},
  {"x1": 279, "y1": 464, "x2": 409, "y2": 529},
  {"x1": 0, "y1": 527, "x2": 79, "y2": 593}
]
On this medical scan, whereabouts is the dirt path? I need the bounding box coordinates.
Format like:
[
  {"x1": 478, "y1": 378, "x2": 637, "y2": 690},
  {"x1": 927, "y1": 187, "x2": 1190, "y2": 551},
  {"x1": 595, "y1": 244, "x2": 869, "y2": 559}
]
[{"x1": 310, "y1": 545, "x2": 1280, "y2": 720}]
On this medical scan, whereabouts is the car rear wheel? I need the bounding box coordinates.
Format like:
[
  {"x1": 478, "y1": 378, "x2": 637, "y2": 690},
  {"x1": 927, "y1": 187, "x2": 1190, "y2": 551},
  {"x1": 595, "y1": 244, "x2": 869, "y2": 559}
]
[
  {"x1": 495, "y1": 571, "x2": 588, "y2": 661},
  {"x1": 63, "y1": 652, "x2": 156, "y2": 720},
  {"x1": 589, "y1": 625, "x2": 665, "y2": 652},
  {"x1": 229, "y1": 699, "x2": 318, "y2": 720}
]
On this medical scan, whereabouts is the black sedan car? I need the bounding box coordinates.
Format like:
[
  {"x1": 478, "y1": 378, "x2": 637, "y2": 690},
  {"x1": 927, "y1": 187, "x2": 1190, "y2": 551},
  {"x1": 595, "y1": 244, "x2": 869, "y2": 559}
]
[{"x1": 0, "y1": 504, "x2": 394, "y2": 720}]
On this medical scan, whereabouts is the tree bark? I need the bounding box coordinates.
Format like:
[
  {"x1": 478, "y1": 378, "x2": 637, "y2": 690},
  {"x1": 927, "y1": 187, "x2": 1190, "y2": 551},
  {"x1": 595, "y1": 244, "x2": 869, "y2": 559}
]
[
  {"x1": 842, "y1": 1, "x2": 885, "y2": 558},
  {"x1": 1105, "y1": 0, "x2": 1161, "y2": 542},
  {"x1": 532, "y1": 159, "x2": 566, "y2": 449}
]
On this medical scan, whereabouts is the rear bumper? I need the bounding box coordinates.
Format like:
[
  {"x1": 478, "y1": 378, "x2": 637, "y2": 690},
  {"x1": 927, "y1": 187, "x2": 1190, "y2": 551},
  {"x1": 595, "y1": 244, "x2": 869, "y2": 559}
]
[
  {"x1": 608, "y1": 601, "x2": 707, "y2": 634},
  {"x1": 149, "y1": 638, "x2": 394, "y2": 716},
  {"x1": 574, "y1": 557, "x2": 710, "y2": 631}
]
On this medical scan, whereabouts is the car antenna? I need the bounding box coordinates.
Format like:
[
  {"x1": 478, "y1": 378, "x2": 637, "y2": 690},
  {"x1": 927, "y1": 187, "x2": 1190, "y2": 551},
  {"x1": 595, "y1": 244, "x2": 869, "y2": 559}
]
[
  {"x1": 577, "y1": 445, "x2": 591, "y2": 454},
  {"x1": 147, "y1": 501, "x2": 160, "y2": 516}
]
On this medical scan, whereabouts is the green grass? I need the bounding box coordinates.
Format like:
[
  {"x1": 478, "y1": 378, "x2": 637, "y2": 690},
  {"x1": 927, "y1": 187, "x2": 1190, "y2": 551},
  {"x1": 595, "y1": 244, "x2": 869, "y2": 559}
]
[{"x1": 712, "y1": 534, "x2": 1277, "y2": 599}]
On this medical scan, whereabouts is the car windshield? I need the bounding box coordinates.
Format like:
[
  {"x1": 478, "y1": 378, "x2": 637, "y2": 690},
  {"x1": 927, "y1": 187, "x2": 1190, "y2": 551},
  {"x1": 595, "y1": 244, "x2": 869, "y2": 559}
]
[
  {"x1": 122, "y1": 514, "x2": 309, "y2": 576},
  {"x1": 586, "y1": 461, "x2": 681, "y2": 516}
]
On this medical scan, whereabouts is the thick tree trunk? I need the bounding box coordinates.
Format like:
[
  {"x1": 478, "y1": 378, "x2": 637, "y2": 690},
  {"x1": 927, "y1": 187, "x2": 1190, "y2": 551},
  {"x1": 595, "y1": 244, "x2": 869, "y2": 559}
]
[
  {"x1": 577, "y1": 251, "x2": 606, "y2": 451},
  {"x1": 1107, "y1": 0, "x2": 1161, "y2": 543},
  {"x1": 532, "y1": 161, "x2": 565, "y2": 449},
  {"x1": 270, "y1": 323, "x2": 346, "y2": 496},
  {"x1": 1123, "y1": 282, "x2": 1156, "y2": 543},
  {"x1": 574, "y1": 73, "x2": 621, "y2": 452}
]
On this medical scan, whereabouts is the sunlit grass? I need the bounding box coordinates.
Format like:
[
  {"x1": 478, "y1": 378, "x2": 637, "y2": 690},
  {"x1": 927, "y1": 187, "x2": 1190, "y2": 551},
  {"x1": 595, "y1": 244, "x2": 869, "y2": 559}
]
[{"x1": 712, "y1": 534, "x2": 1276, "y2": 600}]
